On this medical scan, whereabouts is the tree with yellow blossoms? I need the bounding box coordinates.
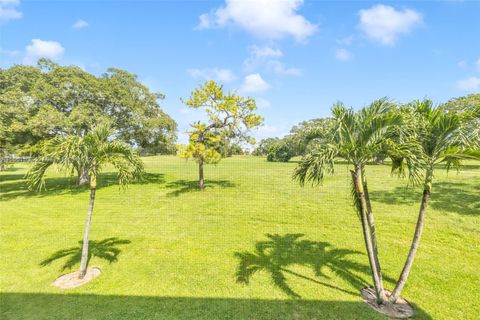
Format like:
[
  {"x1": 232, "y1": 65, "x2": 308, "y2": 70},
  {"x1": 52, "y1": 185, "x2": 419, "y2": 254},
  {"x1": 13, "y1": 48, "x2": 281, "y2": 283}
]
[{"x1": 178, "y1": 81, "x2": 263, "y2": 190}]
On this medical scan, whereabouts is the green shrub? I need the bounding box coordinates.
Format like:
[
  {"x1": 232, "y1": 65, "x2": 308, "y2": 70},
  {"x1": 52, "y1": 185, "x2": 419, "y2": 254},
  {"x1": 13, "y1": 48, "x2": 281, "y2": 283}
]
[{"x1": 266, "y1": 142, "x2": 294, "y2": 162}]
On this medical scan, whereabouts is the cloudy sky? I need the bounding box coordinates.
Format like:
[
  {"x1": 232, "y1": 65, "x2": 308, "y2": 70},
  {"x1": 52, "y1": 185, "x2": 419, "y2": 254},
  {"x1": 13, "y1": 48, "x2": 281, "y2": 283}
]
[{"x1": 1, "y1": 0, "x2": 479, "y2": 142}]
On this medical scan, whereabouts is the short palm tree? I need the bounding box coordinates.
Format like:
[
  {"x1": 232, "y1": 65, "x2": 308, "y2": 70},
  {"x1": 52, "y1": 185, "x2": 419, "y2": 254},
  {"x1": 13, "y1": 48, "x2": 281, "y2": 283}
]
[
  {"x1": 293, "y1": 99, "x2": 401, "y2": 304},
  {"x1": 388, "y1": 100, "x2": 479, "y2": 302},
  {"x1": 26, "y1": 125, "x2": 143, "y2": 279}
]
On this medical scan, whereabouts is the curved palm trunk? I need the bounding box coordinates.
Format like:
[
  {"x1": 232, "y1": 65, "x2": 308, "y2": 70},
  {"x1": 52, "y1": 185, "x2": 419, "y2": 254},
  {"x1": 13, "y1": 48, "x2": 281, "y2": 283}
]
[
  {"x1": 390, "y1": 170, "x2": 432, "y2": 302},
  {"x1": 199, "y1": 158, "x2": 205, "y2": 191},
  {"x1": 78, "y1": 176, "x2": 96, "y2": 279},
  {"x1": 351, "y1": 167, "x2": 385, "y2": 304},
  {"x1": 362, "y1": 177, "x2": 385, "y2": 292}
]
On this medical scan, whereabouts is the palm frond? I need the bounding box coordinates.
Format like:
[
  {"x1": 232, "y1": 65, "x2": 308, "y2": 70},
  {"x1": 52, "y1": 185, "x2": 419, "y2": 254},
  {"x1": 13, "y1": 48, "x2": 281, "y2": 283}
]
[
  {"x1": 441, "y1": 146, "x2": 480, "y2": 172},
  {"x1": 293, "y1": 145, "x2": 337, "y2": 186},
  {"x1": 25, "y1": 158, "x2": 54, "y2": 191},
  {"x1": 26, "y1": 124, "x2": 144, "y2": 191},
  {"x1": 98, "y1": 140, "x2": 144, "y2": 187}
]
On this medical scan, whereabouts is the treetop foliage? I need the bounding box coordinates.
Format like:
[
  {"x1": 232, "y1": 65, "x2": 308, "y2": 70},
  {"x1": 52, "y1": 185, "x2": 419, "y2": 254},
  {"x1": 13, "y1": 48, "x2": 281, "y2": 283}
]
[
  {"x1": 179, "y1": 80, "x2": 263, "y2": 164},
  {"x1": 0, "y1": 59, "x2": 177, "y2": 155}
]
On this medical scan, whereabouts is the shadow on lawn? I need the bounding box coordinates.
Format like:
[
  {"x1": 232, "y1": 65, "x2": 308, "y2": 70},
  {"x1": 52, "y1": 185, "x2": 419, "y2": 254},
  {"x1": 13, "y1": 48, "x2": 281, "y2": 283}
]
[
  {"x1": 40, "y1": 237, "x2": 131, "y2": 271},
  {"x1": 0, "y1": 293, "x2": 433, "y2": 320},
  {"x1": 0, "y1": 172, "x2": 164, "y2": 201},
  {"x1": 234, "y1": 234, "x2": 395, "y2": 299},
  {"x1": 370, "y1": 181, "x2": 480, "y2": 216},
  {"x1": 165, "y1": 179, "x2": 235, "y2": 197},
  {"x1": 0, "y1": 166, "x2": 22, "y2": 172}
]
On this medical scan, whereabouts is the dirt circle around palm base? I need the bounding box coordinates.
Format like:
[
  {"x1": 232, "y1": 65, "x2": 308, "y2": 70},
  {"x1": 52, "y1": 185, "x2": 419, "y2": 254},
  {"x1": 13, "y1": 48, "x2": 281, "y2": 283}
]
[
  {"x1": 361, "y1": 287, "x2": 414, "y2": 319},
  {"x1": 53, "y1": 267, "x2": 101, "y2": 289}
]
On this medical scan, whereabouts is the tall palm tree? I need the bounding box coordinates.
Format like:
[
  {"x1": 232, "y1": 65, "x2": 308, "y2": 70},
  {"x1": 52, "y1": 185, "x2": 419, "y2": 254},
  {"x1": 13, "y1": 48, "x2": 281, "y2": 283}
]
[
  {"x1": 26, "y1": 125, "x2": 143, "y2": 279},
  {"x1": 388, "y1": 100, "x2": 479, "y2": 302},
  {"x1": 293, "y1": 99, "x2": 401, "y2": 304}
]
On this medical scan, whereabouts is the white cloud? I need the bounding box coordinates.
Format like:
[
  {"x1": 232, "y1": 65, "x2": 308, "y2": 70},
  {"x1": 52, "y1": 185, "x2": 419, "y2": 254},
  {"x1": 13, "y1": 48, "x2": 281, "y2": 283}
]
[
  {"x1": 268, "y1": 60, "x2": 301, "y2": 75},
  {"x1": 0, "y1": 0, "x2": 22, "y2": 23},
  {"x1": 335, "y1": 48, "x2": 353, "y2": 61},
  {"x1": 358, "y1": 4, "x2": 422, "y2": 46},
  {"x1": 250, "y1": 45, "x2": 283, "y2": 58},
  {"x1": 244, "y1": 45, "x2": 282, "y2": 71},
  {"x1": 23, "y1": 39, "x2": 65, "y2": 65},
  {"x1": 336, "y1": 35, "x2": 354, "y2": 46},
  {"x1": 256, "y1": 97, "x2": 271, "y2": 109},
  {"x1": 197, "y1": 0, "x2": 317, "y2": 41},
  {"x1": 197, "y1": 13, "x2": 212, "y2": 29},
  {"x1": 187, "y1": 68, "x2": 236, "y2": 83},
  {"x1": 457, "y1": 76, "x2": 480, "y2": 92},
  {"x1": 240, "y1": 73, "x2": 271, "y2": 93},
  {"x1": 73, "y1": 19, "x2": 89, "y2": 29},
  {"x1": 244, "y1": 45, "x2": 301, "y2": 76}
]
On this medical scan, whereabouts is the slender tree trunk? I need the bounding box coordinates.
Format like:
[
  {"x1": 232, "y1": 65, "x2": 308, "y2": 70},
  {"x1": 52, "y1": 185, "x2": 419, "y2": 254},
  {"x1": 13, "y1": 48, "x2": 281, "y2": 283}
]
[
  {"x1": 362, "y1": 175, "x2": 385, "y2": 296},
  {"x1": 199, "y1": 158, "x2": 205, "y2": 191},
  {"x1": 390, "y1": 170, "x2": 432, "y2": 303},
  {"x1": 351, "y1": 167, "x2": 385, "y2": 304},
  {"x1": 76, "y1": 165, "x2": 90, "y2": 186},
  {"x1": 78, "y1": 175, "x2": 96, "y2": 279}
]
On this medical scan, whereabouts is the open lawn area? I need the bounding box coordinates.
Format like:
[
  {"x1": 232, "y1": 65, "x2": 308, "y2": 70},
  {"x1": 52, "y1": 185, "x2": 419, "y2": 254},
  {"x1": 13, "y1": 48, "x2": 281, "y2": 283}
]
[{"x1": 1, "y1": 156, "x2": 479, "y2": 319}]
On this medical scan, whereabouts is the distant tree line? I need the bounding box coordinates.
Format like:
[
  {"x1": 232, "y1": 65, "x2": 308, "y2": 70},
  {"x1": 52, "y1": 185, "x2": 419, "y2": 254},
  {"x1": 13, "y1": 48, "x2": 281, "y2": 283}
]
[
  {"x1": 252, "y1": 118, "x2": 335, "y2": 162},
  {"x1": 255, "y1": 94, "x2": 480, "y2": 162}
]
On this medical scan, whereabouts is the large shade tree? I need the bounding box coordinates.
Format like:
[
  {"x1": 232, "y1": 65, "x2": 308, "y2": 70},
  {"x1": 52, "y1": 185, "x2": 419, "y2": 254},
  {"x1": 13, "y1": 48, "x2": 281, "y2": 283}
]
[
  {"x1": 440, "y1": 94, "x2": 480, "y2": 148},
  {"x1": 293, "y1": 99, "x2": 401, "y2": 304},
  {"x1": 287, "y1": 117, "x2": 335, "y2": 156},
  {"x1": 26, "y1": 125, "x2": 144, "y2": 279},
  {"x1": 388, "y1": 100, "x2": 479, "y2": 302},
  {"x1": 252, "y1": 137, "x2": 280, "y2": 156},
  {"x1": 178, "y1": 81, "x2": 262, "y2": 190},
  {"x1": 259, "y1": 118, "x2": 335, "y2": 162},
  {"x1": 0, "y1": 59, "x2": 176, "y2": 183}
]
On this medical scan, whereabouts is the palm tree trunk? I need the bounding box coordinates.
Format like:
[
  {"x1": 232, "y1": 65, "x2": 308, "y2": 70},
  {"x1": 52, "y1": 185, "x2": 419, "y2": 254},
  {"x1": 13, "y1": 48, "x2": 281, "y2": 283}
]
[
  {"x1": 76, "y1": 165, "x2": 89, "y2": 186},
  {"x1": 362, "y1": 176, "x2": 385, "y2": 294},
  {"x1": 390, "y1": 170, "x2": 432, "y2": 303},
  {"x1": 351, "y1": 167, "x2": 385, "y2": 304},
  {"x1": 78, "y1": 176, "x2": 96, "y2": 279},
  {"x1": 199, "y1": 158, "x2": 205, "y2": 191}
]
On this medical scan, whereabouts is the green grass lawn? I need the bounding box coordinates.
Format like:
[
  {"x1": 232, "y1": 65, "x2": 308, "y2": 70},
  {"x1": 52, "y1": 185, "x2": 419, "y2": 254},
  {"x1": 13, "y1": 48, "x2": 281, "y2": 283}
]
[{"x1": 1, "y1": 156, "x2": 479, "y2": 319}]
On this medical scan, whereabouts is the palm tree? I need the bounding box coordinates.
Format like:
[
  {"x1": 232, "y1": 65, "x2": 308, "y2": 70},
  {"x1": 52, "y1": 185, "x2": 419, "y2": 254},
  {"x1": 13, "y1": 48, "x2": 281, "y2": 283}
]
[
  {"x1": 293, "y1": 99, "x2": 401, "y2": 304},
  {"x1": 26, "y1": 125, "x2": 143, "y2": 279},
  {"x1": 388, "y1": 100, "x2": 479, "y2": 302}
]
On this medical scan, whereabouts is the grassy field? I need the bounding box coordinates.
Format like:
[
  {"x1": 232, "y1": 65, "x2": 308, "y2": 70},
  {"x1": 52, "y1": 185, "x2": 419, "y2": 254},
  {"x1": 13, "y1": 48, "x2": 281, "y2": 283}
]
[{"x1": 1, "y1": 156, "x2": 479, "y2": 319}]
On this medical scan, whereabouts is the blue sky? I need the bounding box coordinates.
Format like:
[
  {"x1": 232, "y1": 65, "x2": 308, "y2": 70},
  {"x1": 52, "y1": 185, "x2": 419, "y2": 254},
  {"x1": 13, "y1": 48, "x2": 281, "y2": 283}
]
[{"x1": 1, "y1": 0, "x2": 480, "y2": 143}]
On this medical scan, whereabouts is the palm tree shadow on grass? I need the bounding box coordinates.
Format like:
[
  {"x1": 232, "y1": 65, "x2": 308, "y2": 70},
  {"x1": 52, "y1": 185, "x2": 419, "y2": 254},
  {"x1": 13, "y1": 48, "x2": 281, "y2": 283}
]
[
  {"x1": 0, "y1": 172, "x2": 164, "y2": 202},
  {"x1": 370, "y1": 181, "x2": 480, "y2": 216},
  {"x1": 165, "y1": 179, "x2": 235, "y2": 197},
  {"x1": 40, "y1": 238, "x2": 131, "y2": 271},
  {"x1": 235, "y1": 234, "x2": 394, "y2": 298}
]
